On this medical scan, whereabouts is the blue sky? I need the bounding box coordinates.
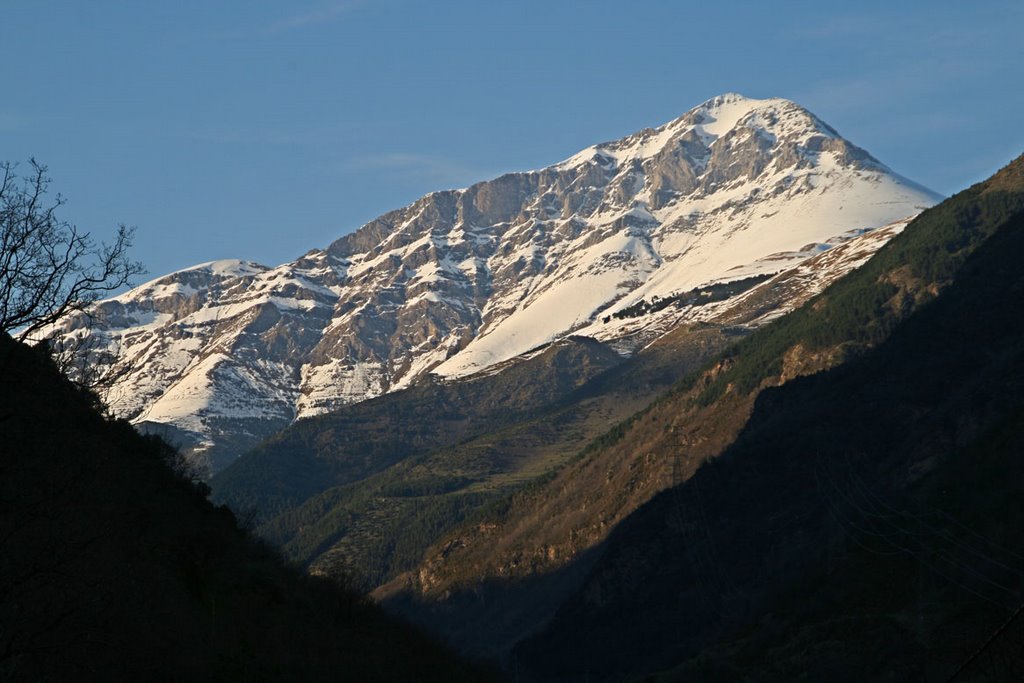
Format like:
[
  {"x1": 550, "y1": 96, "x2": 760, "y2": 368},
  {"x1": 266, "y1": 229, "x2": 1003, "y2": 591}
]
[{"x1": 3, "y1": 1, "x2": 1022, "y2": 281}]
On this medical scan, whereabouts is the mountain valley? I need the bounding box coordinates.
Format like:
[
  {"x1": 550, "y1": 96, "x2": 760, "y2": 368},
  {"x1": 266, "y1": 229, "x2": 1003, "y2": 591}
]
[
  {"x1": 7, "y1": 3, "x2": 1024, "y2": 680},
  {"x1": 50, "y1": 94, "x2": 938, "y2": 473},
  {"x1": 32, "y1": 95, "x2": 1024, "y2": 682}
]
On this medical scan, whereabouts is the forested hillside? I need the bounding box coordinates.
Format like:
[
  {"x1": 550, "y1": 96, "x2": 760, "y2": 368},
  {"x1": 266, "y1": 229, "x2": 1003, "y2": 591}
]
[
  {"x1": 0, "y1": 334, "x2": 497, "y2": 681},
  {"x1": 514, "y1": 156, "x2": 1024, "y2": 680},
  {"x1": 381, "y1": 155, "x2": 1024, "y2": 668}
]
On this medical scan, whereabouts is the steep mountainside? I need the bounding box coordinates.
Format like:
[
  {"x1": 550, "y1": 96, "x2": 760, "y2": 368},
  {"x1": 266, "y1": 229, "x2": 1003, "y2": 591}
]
[
  {"x1": 211, "y1": 224, "x2": 902, "y2": 591},
  {"x1": 0, "y1": 334, "x2": 497, "y2": 681},
  {"x1": 213, "y1": 336, "x2": 627, "y2": 522},
  {"x1": 378, "y1": 156, "x2": 1024, "y2": 663},
  {"x1": 50, "y1": 93, "x2": 938, "y2": 471},
  {"x1": 515, "y1": 157, "x2": 1024, "y2": 682}
]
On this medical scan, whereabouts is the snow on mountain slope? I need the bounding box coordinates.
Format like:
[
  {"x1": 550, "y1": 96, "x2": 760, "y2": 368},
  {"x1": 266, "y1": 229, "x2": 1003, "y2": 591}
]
[{"x1": 52, "y1": 94, "x2": 941, "y2": 472}]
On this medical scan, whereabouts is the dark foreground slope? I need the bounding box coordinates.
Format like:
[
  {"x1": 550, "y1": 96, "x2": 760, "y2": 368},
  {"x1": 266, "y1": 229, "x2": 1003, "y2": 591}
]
[
  {"x1": 0, "y1": 336, "x2": 498, "y2": 682},
  {"x1": 515, "y1": 165, "x2": 1024, "y2": 681},
  {"x1": 378, "y1": 158, "x2": 1024, "y2": 663},
  {"x1": 212, "y1": 331, "x2": 731, "y2": 589}
]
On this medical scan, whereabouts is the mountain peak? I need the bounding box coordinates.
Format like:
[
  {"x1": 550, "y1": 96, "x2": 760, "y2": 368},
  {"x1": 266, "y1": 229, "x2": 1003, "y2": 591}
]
[
  {"x1": 555, "y1": 92, "x2": 869, "y2": 178},
  {"x1": 692, "y1": 91, "x2": 767, "y2": 120},
  {"x1": 983, "y1": 152, "x2": 1024, "y2": 194},
  {"x1": 55, "y1": 93, "x2": 941, "y2": 471},
  {"x1": 703, "y1": 91, "x2": 751, "y2": 103},
  {"x1": 686, "y1": 92, "x2": 836, "y2": 139}
]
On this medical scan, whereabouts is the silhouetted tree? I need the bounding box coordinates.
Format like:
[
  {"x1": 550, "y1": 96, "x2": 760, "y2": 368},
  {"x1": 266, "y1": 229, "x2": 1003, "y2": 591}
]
[{"x1": 0, "y1": 159, "x2": 143, "y2": 341}]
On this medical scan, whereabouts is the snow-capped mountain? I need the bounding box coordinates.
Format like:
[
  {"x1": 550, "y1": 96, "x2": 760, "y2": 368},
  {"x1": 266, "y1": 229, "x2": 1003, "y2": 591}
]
[{"x1": 55, "y1": 94, "x2": 941, "y2": 471}]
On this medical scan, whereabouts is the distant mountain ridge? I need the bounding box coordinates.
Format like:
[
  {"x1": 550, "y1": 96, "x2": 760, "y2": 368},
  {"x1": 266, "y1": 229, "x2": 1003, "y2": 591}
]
[
  {"x1": 51, "y1": 93, "x2": 939, "y2": 471},
  {"x1": 0, "y1": 331, "x2": 498, "y2": 682},
  {"x1": 211, "y1": 220, "x2": 915, "y2": 594},
  {"x1": 510, "y1": 155, "x2": 1024, "y2": 682},
  {"x1": 373, "y1": 155, "x2": 1024, "y2": 675}
]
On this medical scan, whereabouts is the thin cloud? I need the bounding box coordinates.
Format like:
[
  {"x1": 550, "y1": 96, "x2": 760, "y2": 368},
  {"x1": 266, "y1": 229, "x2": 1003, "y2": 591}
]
[
  {"x1": 789, "y1": 13, "x2": 888, "y2": 40},
  {"x1": 180, "y1": 122, "x2": 360, "y2": 148},
  {"x1": 185, "y1": 127, "x2": 310, "y2": 147},
  {"x1": 789, "y1": 6, "x2": 1020, "y2": 53},
  {"x1": 0, "y1": 111, "x2": 21, "y2": 132},
  {"x1": 792, "y1": 56, "x2": 983, "y2": 118},
  {"x1": 343, "y1": 152, "x2": 497, "y2": 186},
  {"x1": 265, "y1": 1, "x2": 362, "y2": 34}
]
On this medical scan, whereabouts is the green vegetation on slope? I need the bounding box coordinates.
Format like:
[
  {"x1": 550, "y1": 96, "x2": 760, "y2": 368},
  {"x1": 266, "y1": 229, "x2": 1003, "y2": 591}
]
[
  {"x1": 514, "y1": 158, "x2": 1024, "y2": 682},
  {"x1": 212, "y1": 335, "x2": 626, "y2": 520},
  {"x1": 0, "y1": 335, "x2": 498, "y2": 682},
  {"x1": 213, "y1": 329, "x2": 730, "y2": 589},
  {"x1": 698, "y1": 176, "x2": 1024, "y2": 404},
  {"x1": 380, "y1": 156, "x2": 1024, "y2": 665}
]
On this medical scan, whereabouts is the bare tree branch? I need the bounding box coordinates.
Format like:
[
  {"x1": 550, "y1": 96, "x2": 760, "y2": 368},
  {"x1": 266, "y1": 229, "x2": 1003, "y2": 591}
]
[{"x1": 0, "y1": 159, "x2": 144, "y2": 341}]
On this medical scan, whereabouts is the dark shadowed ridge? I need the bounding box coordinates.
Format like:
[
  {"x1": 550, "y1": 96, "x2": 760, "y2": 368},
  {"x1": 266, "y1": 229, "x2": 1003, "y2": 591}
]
[
  {"x1": 0, "y1": 334, "x2": 501, "y2": 681},
  {"x1": 375, "y1": 154, "x2": 1024, "y2": 668},
  {"x1": 513, "y1": 155, "x2": 1024, "y2": 681}
]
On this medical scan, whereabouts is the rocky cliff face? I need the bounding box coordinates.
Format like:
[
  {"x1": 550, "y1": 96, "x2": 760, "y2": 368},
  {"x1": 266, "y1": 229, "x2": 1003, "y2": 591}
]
[
  {"x1": 373, "y1": 156, "x2": 1024, "y2": 670},
  {"x1": 510, "y1": 169, "x2": 1024, "y2": 682},
  {"x1": 51, "y1": 93, "x2": 940, "y2": 472}
]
